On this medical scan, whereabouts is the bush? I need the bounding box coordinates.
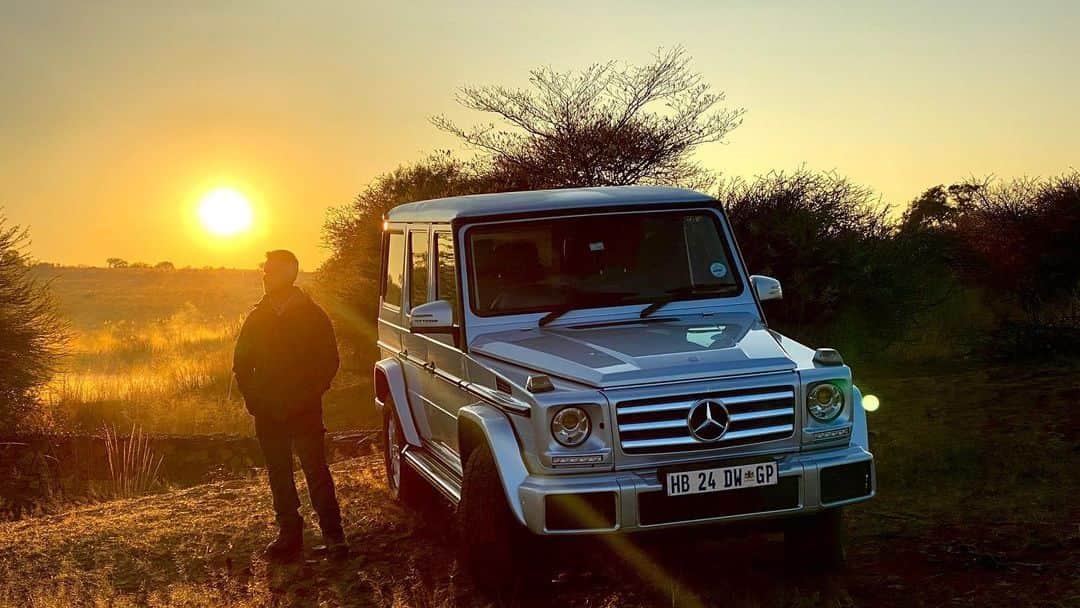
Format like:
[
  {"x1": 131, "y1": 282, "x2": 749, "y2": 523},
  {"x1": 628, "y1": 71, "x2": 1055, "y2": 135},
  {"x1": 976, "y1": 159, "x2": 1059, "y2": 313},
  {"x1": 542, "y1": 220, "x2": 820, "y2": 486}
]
[
  {"x1": 0, "y1": 216, "x2": 67, "y2": 432},
  {"x1": 954, "y1": 173, "x2": 1080, "y2": 326},
  {"x1": 719, "y1": 170, "x2": 883, "y2": 347},
  {"x1": 319, "y1": 153, "x2": 498, "y2": 360}
]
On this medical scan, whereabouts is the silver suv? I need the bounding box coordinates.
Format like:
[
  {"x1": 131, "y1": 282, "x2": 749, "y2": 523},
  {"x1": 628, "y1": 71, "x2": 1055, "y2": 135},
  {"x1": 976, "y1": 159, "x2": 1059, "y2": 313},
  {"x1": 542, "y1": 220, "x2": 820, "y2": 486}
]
[{"x1": 374, "y1": 186, "x2": 875, "y2": 580}]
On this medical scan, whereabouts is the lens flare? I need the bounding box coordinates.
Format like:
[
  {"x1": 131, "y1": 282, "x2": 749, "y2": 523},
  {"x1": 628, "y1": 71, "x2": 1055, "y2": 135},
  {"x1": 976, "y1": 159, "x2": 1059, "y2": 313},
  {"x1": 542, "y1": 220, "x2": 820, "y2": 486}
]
[{"x1": 862, "y1": 394, "x2": 880, "y2": 412}]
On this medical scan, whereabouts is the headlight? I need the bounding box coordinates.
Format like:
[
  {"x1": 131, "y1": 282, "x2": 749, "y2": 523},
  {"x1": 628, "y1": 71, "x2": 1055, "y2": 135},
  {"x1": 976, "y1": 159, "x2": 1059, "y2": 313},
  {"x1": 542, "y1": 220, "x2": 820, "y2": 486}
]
[
  {"x1": 551, "y1": 407, "x2": 591, "y2": 447},
  {"x1": 807, "y1": 382, "x2": 844, "y2": 422}
]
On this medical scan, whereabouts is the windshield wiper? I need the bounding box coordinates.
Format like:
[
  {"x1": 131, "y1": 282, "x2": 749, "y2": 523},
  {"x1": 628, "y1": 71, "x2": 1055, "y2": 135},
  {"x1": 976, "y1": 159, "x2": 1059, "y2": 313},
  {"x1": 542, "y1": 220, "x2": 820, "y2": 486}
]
[
  {"x1": 639, "y1": 285, "x2": 740, "y2": 319},
  {"x1": 538, "y1": 291, "x2": 636, "y2": 327}
]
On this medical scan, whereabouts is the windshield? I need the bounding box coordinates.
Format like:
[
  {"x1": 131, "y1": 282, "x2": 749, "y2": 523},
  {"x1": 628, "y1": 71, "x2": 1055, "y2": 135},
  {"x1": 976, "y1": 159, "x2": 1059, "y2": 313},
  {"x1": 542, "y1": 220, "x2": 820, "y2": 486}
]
[{"x1": 466, "y1": 210, "x2": 742, "y2": 317}]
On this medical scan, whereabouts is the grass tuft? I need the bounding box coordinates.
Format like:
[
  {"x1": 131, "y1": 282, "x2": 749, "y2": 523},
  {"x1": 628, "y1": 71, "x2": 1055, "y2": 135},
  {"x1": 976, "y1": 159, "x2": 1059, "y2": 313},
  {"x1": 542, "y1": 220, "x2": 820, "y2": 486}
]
[{"x1": 102, "y1": 424, "x2": 164, "y2": 499}]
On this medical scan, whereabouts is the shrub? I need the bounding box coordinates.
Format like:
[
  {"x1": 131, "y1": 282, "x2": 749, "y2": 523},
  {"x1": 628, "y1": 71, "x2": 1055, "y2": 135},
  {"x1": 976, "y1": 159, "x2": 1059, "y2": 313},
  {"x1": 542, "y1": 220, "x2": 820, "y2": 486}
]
[
  {"x1": 0, "y1": 216, "x2": 67, "y2": 432},
  {"x1": 953, "y1": 173, "x2": 1080, "y2": 326}
]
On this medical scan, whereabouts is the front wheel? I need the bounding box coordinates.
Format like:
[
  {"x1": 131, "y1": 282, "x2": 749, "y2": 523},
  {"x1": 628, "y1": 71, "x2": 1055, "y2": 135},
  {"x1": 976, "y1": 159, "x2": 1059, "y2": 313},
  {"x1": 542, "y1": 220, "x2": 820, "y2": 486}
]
[
  {"x1": 784, "y1": 508, "x2": 846, "y2": 571},
  {"x1": 382, "y1": 403, "x2": 428, "y2": 508},
  {"x1": 458, "y1": 441, "x2": 538, "y2": 590}
]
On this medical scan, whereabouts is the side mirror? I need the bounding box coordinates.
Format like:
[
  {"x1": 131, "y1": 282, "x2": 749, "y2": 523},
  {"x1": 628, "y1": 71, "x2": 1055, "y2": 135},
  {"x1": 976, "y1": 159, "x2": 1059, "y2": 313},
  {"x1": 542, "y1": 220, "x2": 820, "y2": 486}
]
[
  {"x1": 750, "y1": 275, "x2": 782, "y2": 302},
  {"x1": 409, "y1": 300, "x2": 457, "y2": 335}
]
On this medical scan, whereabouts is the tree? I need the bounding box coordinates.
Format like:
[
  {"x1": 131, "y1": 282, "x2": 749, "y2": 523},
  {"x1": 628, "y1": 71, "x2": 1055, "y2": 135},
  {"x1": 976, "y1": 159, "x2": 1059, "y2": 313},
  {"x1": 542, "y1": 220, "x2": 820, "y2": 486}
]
[
  {"x1": 106, "y1": 257, "x2": 128, "y2": 268},
  {"x1": 154, "y1": 261, "x2": 175, "y2": 270},
  {"x1": 0, "y1": 215, "x2": 67, "y2": 432},
  {"x1": 319, "y1": 153, "x2": 497, "y2": 358},
  {"x1": 432, "y1": 47, "x2": 744, "y2": 191}
]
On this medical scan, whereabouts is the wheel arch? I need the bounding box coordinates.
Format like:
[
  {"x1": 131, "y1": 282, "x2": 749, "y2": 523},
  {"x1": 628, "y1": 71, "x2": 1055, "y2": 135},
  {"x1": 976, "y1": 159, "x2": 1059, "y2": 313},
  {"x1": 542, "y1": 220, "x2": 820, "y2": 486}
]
[
  {"x1": 373, "y1": 358, "x2": 422, "y2": 446},
  {"x1": 458, "y1": 404, "x2": 529, "y2": 526},
  {"x1": 851, "y1": 385, "x2": 870, "y2": 450}
]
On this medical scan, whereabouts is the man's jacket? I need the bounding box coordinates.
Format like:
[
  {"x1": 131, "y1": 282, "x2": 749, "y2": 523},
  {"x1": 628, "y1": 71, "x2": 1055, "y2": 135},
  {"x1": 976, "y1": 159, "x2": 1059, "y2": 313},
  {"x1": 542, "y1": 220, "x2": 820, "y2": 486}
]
[{"x1": 233, "y1": 287, "x2": 339, "y2": 421}]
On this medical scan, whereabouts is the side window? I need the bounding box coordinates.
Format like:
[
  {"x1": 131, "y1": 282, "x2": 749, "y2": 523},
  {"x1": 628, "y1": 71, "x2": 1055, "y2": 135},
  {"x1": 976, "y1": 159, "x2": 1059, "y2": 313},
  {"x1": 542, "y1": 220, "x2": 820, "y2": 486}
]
[
  {"x1": 409, "y1": 230, "x2": 429, "y2": 311},
  {"x1": 434, "y1": 232, "x2": 457, "y2": 301},
  {"x1": 383, "y1": 232, "x2": 405, "y2": 309},
  {"x1": 434, "y1": 232, "x2": 458, "y2": 320}
]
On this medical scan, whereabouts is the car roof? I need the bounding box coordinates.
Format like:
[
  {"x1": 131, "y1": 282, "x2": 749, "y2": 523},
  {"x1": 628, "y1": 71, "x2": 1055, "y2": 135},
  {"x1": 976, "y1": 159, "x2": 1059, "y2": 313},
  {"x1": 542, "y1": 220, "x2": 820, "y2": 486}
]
[{"x1": 385, "y1": 185, "x2": 716, "y2": 223}]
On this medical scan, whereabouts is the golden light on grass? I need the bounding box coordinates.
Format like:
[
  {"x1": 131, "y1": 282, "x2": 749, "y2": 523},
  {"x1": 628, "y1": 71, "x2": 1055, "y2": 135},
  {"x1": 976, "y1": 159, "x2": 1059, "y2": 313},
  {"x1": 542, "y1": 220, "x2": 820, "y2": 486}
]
[
  {"x1": 197, "y1": 187, "x2": 254, "y2": 236},
  {"x1": 862, "y1": 394, "x2": 880, "y2": 412}
]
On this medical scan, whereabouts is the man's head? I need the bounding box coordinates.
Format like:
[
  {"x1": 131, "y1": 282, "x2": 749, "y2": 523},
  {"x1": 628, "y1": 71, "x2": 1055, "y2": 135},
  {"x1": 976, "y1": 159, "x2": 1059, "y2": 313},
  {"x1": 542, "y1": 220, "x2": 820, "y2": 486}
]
[{"x1": 263, "y1": 250, "x2": 299, "y2": 294}]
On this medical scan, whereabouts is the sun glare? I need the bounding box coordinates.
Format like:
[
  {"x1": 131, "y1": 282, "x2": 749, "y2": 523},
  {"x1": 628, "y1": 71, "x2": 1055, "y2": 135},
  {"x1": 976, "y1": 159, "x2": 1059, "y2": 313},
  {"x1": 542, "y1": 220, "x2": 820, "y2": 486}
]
[{"x1": 198, "y1": 187, "x2": 253, "y2": 236}]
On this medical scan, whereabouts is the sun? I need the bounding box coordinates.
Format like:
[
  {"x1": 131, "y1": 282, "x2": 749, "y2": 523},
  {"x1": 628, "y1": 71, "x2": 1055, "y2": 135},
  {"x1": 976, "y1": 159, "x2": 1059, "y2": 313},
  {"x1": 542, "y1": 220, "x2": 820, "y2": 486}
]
[{"x1": 197, "y1": 187, "x2": 253, "y2": 236}]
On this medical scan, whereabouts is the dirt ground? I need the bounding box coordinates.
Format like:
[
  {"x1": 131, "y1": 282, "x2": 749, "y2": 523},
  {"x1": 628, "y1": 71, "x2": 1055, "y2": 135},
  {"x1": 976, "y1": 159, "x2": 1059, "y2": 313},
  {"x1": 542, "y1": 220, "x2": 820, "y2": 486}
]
[{"x1": 0, "y1": 362, "x2": 1077, "y2": 607}]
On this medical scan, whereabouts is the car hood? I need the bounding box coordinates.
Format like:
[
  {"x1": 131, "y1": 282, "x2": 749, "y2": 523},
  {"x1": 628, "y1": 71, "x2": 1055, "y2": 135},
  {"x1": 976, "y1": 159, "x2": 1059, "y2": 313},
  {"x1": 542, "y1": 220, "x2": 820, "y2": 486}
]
[{"x1": 469, "y1": 313, "x2": 795, "y2": 388}]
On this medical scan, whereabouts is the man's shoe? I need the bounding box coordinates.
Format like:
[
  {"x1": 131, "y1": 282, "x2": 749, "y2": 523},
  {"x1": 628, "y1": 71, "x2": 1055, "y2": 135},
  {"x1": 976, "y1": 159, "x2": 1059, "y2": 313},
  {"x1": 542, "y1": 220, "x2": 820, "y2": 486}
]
[
  {"x1": 312, "y1": 530, "x2": 349, "y2": 559},
  {"x1": 264, "y1": 527, "x2": 303, "y2": 562}
]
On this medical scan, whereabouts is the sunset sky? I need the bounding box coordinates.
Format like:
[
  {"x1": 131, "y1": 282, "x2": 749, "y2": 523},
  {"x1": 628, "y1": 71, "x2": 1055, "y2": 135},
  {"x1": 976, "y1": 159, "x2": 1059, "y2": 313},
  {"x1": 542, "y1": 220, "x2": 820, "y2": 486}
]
[{"x1": 2, "y1": 1, "x2": 1076, "y2": 269}]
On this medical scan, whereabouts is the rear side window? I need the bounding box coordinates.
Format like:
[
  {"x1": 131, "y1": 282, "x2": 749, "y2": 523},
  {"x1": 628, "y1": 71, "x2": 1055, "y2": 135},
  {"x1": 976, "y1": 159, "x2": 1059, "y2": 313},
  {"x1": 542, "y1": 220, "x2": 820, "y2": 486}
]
[
  {"x1": 434, "y1": 232, "x2": 457, "y2": 305},
  {"x1": 383, "y1": 232, "x2": 405, "y2": 309},
  {"x1": 409, "y1": 230, "x2": 429, "y2": 311}
]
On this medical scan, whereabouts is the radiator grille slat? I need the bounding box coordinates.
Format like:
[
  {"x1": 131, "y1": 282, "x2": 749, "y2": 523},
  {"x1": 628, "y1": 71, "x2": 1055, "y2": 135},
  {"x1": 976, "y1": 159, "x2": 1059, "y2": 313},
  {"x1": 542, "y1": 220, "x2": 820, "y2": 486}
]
[{"x1": 615, "y1": 385, "x2": 797, "y2": 454}]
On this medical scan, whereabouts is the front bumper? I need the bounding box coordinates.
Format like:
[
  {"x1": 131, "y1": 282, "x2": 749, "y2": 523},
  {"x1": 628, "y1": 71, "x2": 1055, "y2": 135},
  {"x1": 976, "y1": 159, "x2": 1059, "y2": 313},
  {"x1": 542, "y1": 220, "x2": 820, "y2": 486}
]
[{"x1": 517, "y1": 445, "x2": 875, "y2": 534}]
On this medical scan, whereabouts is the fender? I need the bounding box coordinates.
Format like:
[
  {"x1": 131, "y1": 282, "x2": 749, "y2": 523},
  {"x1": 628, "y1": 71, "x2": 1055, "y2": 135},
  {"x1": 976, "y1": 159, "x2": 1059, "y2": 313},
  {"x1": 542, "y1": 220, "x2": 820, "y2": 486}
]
[
  {"x1": 851, "y1": 385, "x2": 870, "y2": 450},
  {"x1": 373, "y1": 358, "x2": 422, "y2": 447},
  {"x1": 458, "y1": 404, "x2": 529, "y2": 526}
]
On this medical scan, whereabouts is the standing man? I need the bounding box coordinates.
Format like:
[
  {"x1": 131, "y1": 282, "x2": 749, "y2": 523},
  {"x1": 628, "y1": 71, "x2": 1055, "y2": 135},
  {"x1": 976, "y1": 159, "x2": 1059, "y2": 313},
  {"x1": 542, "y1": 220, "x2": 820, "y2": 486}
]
[{"x1": 233, "y1": 250, "x2": 347, "y2": 561}]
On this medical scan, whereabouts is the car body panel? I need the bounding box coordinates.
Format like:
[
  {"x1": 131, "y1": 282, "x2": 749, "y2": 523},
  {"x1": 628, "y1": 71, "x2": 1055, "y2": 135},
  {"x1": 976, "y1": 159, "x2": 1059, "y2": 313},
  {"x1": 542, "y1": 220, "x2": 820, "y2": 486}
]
[
  {"x1": 373, "y1": 357, "x2": 422, "y2": 446},
  {"x1": 469, "y1": 313, "x2": 796, "y2": 388}
]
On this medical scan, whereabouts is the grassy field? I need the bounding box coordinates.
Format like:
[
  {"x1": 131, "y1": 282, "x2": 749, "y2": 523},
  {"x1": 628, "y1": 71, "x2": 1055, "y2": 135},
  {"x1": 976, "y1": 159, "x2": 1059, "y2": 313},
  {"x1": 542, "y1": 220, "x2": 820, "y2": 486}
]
[
  {"x1": 28, "y1": 266, "x2": 371, "y2": 436},
  {"x1": 0, "y1": 361, "x2": 1075, "y2": 607}
]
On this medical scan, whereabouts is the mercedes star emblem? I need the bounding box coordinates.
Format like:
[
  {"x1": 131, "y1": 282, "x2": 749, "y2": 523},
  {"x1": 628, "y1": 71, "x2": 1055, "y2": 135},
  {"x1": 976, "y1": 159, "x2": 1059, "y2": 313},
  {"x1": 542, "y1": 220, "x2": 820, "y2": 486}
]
[{"x1": 687, "y1": 399, "x2": 730, "y2": 442}]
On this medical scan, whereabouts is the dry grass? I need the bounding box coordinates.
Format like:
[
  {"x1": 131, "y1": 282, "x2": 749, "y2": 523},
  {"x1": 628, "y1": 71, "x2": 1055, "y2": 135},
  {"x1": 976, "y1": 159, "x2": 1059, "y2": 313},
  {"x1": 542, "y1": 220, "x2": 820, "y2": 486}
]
[
  {"x1": 23, "y1": 267, "x2": 370, "y2": 436},
  {"x1": 36, "y1": 308, "x2": 251, "y2": 438},
  {"x1": 103, "y1": 425, "x2": 164, "y2": 499},
  {"x1": 39, "y1": 306, "x2": 251, "y2": 435}
]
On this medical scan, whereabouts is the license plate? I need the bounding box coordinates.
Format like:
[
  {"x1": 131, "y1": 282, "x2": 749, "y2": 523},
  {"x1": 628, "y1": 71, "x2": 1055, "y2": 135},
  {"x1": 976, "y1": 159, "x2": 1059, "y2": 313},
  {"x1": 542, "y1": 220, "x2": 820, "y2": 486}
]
[{"x1": 665, "y1": 461, "x2": 778, "y2": 497}]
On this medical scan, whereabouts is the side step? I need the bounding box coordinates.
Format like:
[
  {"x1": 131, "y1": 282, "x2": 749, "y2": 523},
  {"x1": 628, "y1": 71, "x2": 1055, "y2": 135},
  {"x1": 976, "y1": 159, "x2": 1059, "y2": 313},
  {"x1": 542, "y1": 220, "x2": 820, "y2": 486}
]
[{"x1": 403, "y1": 447, "x2": 463, "y2": 504}]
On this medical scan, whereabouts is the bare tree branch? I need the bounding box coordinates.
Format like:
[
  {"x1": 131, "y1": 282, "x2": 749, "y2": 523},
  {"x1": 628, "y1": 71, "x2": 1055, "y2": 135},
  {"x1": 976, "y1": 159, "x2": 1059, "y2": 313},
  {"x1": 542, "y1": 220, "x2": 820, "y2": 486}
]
[{"x1": 431, "y1": 46, "x2": 744, "y2": 190}]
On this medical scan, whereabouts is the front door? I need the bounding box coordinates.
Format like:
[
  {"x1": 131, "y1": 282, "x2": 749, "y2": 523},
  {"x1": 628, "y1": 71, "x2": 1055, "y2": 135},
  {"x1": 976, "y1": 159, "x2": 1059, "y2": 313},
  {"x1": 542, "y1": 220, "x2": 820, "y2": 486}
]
[
  {"x1": 421, "y1": 229, "x2": 471, "y2": 460},
  {"x1": 401, "y1": 227, "x2": 433, "y2": 441}
]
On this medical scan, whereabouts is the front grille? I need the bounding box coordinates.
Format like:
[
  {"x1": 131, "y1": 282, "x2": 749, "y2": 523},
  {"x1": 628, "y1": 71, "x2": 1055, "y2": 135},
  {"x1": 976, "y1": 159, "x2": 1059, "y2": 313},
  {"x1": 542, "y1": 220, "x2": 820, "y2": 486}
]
[
  {"x1": 615, "y1": 385, "x2": 797, "y2": 454},
  {"x1": 638, "y1": 475, "x2": 800, "y2": 525}
]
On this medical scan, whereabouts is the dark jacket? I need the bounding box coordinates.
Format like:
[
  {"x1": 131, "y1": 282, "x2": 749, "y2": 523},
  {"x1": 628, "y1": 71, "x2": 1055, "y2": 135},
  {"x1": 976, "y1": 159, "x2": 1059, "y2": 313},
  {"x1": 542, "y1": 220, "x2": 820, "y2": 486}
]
[{"x1": 233, "y1": 286, "x2": 339, "y2": 421}]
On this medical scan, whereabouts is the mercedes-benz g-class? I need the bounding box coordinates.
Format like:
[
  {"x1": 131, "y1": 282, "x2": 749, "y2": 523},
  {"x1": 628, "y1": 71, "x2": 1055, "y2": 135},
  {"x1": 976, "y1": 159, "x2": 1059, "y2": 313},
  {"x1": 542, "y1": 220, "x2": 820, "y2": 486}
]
[{"x1": 374, "y1": 186, "x2": 875, "y2": 579}]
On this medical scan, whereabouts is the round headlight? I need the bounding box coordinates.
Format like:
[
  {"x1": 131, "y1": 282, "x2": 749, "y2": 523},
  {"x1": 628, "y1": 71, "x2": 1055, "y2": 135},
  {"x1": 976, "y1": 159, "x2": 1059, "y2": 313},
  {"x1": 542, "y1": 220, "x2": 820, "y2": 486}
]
[
  {"x1": 551, "y1": 407, "x2": 591, "y2": 447},
  {"x1": 807, "y1": 383, "x2": 844, "y2": 422}
]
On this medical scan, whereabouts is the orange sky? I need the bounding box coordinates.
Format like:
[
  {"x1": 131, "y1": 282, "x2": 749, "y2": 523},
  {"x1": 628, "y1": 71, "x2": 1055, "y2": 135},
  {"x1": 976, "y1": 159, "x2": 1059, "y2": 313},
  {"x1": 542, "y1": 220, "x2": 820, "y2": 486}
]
[{"x1": 2, "y1": 1, "x2": 1076, "y2": 269}]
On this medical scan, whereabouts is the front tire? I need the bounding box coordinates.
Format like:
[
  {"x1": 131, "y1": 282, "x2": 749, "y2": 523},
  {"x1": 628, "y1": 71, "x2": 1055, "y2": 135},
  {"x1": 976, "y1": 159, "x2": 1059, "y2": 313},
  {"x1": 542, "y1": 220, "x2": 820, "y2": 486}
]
[
  {"x1": 382, "y1": 402, "x2": 427, "y2": 508},
  {"x1": 458, "y1": 441, "x2": 534, "y2": 589},
  {"x1": 784, "y1": 508, "x2": 846, "y2": 571}
]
